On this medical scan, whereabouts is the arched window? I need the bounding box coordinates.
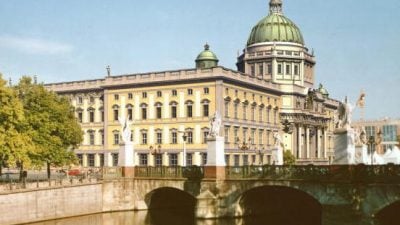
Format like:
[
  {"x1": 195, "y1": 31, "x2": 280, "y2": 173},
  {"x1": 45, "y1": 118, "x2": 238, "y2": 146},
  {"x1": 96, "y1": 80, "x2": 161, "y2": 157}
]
[
  {"x1": 140, "y1": 103, "x2": 148, "y2": 120},
  {"x1": 126, "y1": 104, "x2": 133, "y2": 120},
  {"x1": 76, "y1": 108, "x2": 83, "y2": 123},
  {"x1": 87, "y1": 107, "x2": 95, "y2": 123},
  {"x1": 112, "y1": 130, "x2": 119, "y2": 145},
  {"x1": 112, "y1": 105, "x2": 119, "y2": 121},
  {"x1": 201, "y1": 99, "x2": 210, "y2": 117},
  {"x1": 170, "y1": 129, "x2": 178, "y2": 144},
  {"x1": 202, "y1": 127, "x2": 210, "y2": 144},
  {"x1": 87, "y1": 130, "x2": 95, "y2": 145},
  {"x1": 99, "y1": 129, "x2": 104, "y2": 145},
  {"x1": 170, "y1": 101, "x2": 178, "y2": 118},
  {"x1": 186, "y1": 100, "x2": 193, "y2": 118},
  {"x1": 186, "y1": 128, "x2": 194, "y2": 144},
  {"x1": 155, "y1": 102, "x2": 162, "y2": 119},
  {"x1": 155, "y1": 129, "x2": 162, "y2": 144},
  {"x1": 98, "y1": 107, "x2": 104, "y2": 122},
  {"x1": 141, "y1": 129, "x2": 148, "y2": 144}
]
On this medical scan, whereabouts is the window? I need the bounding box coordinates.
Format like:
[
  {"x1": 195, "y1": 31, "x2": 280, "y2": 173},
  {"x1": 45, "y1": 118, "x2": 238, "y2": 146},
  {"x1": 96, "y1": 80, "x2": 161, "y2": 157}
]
[
  {"x1": 112, "y1": 153, "x2": 118, "y2": 166},
  {"x1": 225, "y1": 155, "x2": 230, "y2": 166},
  {"x1": 259, "y1": 64, "x2": 263, "y2": 75},
  {"x1": 100, "y1": 108, "x2": 104, "y2": 122},
  {"x1": 157, "y1": 91, "x2": 162, "y2": 97},
  {"x1": 259, "y1": 108, "x2": 263, "y2": 122},
  {"x1": 203, "y1": 131, "x2": 209, "y2": 143},
  {"x1": 243, "y1": 105, "x2": 247, "y2": 120},
  {"x1": 259, "y1": 130, "x2": 264, "y2": 145},
  {"x1": 225, "y1": 88, "x2": 229, "y2": 95},
  {"x1": 187, "y1": 131, "x2": 193, "y2": 144},
  {"x1": 130, "y1": 131, "x2": 134, "y2": 142},
  {"x1": 114, "y1": 94, "x2": 119, "y2": 100},
  {"x1": 234, "y1": 103, "x2": 238, "y2": 119},
  {"x1": 142, "y1": 92, "x2": 147, "y2": 98},
  {"x1": 89, "y1": 96, "x2": 95, "y2": 104},
  {"x1": 243, "y1": 129, "x2": 248, "y2": 141},
  {"x1": 186, "y1": 153, "x2": 193, "y2": 166},
  {"x1": 267, "y1": 108, "x2": 271, "y2": 123},
  {"x1": 267, "y1": 64, "x2": 272, "y2": 74},
  {"x1": 224, "y1": 101, "x2": 229, "y2": 117},
  {"x1": 278, "y1": 64, "x2": 283, "y2": 74},
  {"x1": 267, "y1": 130, "x2": 271, "y2": 146},
  {"x1": 186, "y1": 102, "x2": 193, "y2": 118},
  {"x1": 128, "y1": 93, "x2": 133, "y2": 99},
  {"x1": 251, "y1": 155, "x2": 256, "y2": 165},
  {"x1": 234, "y1": 155, "x2": 240, "y2": 166},
  {"x1": 171, "y1": 130, "x2": 177, "y2": 144},
  {"x1": 78, "y1": 97, "x2": 83, "y2": 104},
  {"x1": 251, "y1": 129, "x2": 256, "y2": 144},
  {"x1": 294, "y1": 65, "x2": 299, "y2": 75},
  {"x1": 251, "y1": 106, "x2": 255, "y2": 121},
  {"x1": 155, "y1": 154, "x2": 163, "y2": 166},
  {"x1": 77, "y1": 154, "x2": 83, "y2": 166},
  {"x1": 250, "y1": 64, "x2": 255, "y2": 76},
  {"x1": 204, "y1": 87, "x2": 209, "y2": 94},
  {"x1": 171, "y1": 102, "x2": 177, "y2": 118},
  {"x1": 172, "y1": 90, "x2": 177, "y2": 96},
  {"x1": 114, "y1": 133, "x2": 119, "y2": 145},
  {"x1": 201, "y1": 153, "x2": 207, "y2": 165},
  {"x1": 99, "y1": 154, "x2": 104, "y2": 167},
  {"x1": 141, "y1": 105, "x2": 147, "y2": 120},
  {"x1": 188, "y1": 89, "x2": 193, "y2": 95},
  {"x1": 142, "y1": 132, "x2": 147, "y2": 144},
  {"x1": 127, "y1": 107, "x2": 133, "y2": 120},
  {"x1": 89, "y1": 131, "x2": 95, "y2": 145},
  {"x1": 100, "y1": 130, "x2": 104, "y2": 145},
  {"x1": 89, "y1": 111, "x2": 95, "y2": 123},
  {"x1": 113, "y1": 105, "x2": 119, "y2": 121},
  {"x1": 234, "y1": 128, "x2": 239, "y2": 143},
  {"x1": 156, "y1": 130, "x2": 162, "y2": 144},
  {"x1": 139, "y1": 154, "x2": 148, "y2": 166},
  {"x1": 243, "y1": 155, "x2": 249, "y2": 166},
  {"x1": 203, "y1": 102, "x2": 209, "y2": 117},
  {"x1": 78, "y1": 112, "x2": 83, "y2": 123},
  {"x1": 88, "y1": 154, "x2": 95, "y2": 167},
  {"x1": 286, "y1": 64, "x2": 291, "y2": 75},
  {"x1": 169, "y1": 154, "x2": 178, "y2": 166},
  {"x1": 274, "y1": 109, "x2": 278, "y2": 124},
  {"x1": 155, "y1": 103, "x2": 162, "y2": 119},
  {"x1": 224, "y1": 127, "x2": 230, "y2": 143}
]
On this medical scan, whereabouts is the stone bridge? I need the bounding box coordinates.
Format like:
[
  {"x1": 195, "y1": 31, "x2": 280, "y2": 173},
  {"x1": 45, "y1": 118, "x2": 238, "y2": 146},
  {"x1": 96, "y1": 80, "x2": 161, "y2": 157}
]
[{"x1": 123, "y1": 165, "x2": 400, "y2": 224}]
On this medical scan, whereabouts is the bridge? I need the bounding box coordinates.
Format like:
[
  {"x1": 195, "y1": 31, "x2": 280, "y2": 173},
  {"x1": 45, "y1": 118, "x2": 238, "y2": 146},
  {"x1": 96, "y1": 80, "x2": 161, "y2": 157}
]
[{"x1": 120, "y1": 164, "x2": 400, "y2": 224}]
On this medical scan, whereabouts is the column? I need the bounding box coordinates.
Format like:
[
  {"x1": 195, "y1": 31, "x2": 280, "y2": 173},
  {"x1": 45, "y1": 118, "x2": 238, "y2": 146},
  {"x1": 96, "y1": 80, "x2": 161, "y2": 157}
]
[
  {"x1": 323, "y1": 129, "x2": 327, "y2": 159},
  {"x1": 298, "y1": 125, "x2": 302, "y2": 158},
  {"x1": 316, "y1": 128, "x2": 321, "y2": 158},
  {"x1": 148, "y1": 153, "x2": 155, "y2": 166},
  {"x1": 82, "y1": 154, "x2": 88, "y2": 167},
  {"x1": 95, "y1": 153, "x2": 100, "y2": 167},
  {"x1": 306, "y1": 126, "x2": 310, "y2": 159}
]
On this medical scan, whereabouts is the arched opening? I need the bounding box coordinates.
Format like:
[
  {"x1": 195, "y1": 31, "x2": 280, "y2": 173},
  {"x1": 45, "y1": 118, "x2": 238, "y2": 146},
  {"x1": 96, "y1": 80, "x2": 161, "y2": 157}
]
[
  {"x1": 145, "y1": 187, "x2": 196, "y2": 225},
  {"x1": 376, "y1": 200, "x2": 400, "y2": 225},
  {"x1": 238, "y1": 186, "x2": 322, "y2": 225}
]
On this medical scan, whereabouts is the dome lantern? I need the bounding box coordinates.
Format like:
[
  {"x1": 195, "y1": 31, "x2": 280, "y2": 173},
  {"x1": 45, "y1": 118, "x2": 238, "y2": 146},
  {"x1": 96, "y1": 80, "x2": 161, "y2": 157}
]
[
  {"x1": 269, "y1": 0, "x2": 283, "y2": 14},
  {"x1": 195, "y1": 43, "x2": 219, "y2": 69}
]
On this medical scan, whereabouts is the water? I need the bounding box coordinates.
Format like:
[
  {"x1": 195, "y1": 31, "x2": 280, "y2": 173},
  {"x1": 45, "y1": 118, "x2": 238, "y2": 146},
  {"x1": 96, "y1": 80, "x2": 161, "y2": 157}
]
[{"x1": 25, "y1": 210, "x2": 379, "y2": 225}]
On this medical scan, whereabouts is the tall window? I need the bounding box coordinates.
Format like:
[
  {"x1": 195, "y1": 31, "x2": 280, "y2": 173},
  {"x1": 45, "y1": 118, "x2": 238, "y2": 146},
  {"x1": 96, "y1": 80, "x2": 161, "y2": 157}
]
[
  {"x1": 141, "y1": 131, "x2": 147, "y2": 144},
  {"x1": 277, "y1": 64, "x2": 283, "y2": 74},
  {"x1": 139, "y1": 154, "x2": 148, "y2": 166},
  {"x1": 155, "y1": 103, "x2": 162, "y2": 119},
  {"x1": 169, "y1": 154, "x2": 178, "y2": 166},
  {"x1": 89, "y1": 96, "x2": 95, "y2": 104},
  {"x1": 250, "y1": 64, "x2": 255, "y2": 76},
  {"x1": 155, "y1": 154, "x2": 162, "y2": 166},
  {"x1": 187, "y1": 131, "x2": 193, "y2": 144},
  {"x1": 274, "y1": 109, "x2": 278, "y2": 124},
  {"x1": 89, "y1": 131, "x2": 95, "y2": 145},
  {"x1": 267, "y1": 108, "x2": 271, "y2": 123},
  {"x1": 203, "y1": 130, "x2": 209, "y2": 143},
  {"x1": 259, "y1": 63, "x2": 264, "y2": 76},
  {"x1": 294, "y1": 65, "x2": 299, "y2": 75},
  {"x1": 78, "y1": 97, "x2": 83, "y2": 104},
  {"x1": 186, "y1": 101, "x2": 193, "y2": 118},
  {"x1": 259, "y1": 130, "x2": 264, "y2": 145},
  {"x1": 99, "y1": 154, "x2": 104, "y2": 167},
  {"x1": 224, "y1": 101, "x2": 230, "y2": 118},
  {"x1": 113, "y1": 105, "x2": 119, "y2": 121},
  {"x1": 88, "y1": 154, "x2": 95, "y2": 167},
  {"x1": 113, "y1": 132, "x2": 119, "y2": 145},
  {"x1": 234, "y1": 155, "x2": 240, "y2": 166},
  {"x1": 286, "y1": 64, "x2": 291, "y2": 75},
  {"x1": 251, "y1": 129, "x2": 255, "y2": 144},
  {"x1": 99, "y1": 107, "x2": 104, "y2": 122},
  {"x1": 224, "y1": 126, "x2": 230, "y2": 143},
  {"x1": 234, "y1": 103, "x2": 238, "y2": 119},
  {"x1": 267, "y1": 64, "x2": 272, "y2": 74},
  {"x1": 127, "y1": 104, "x2": 133, "y2": 120},
  {"x1": 259, "y1": 108, "x2": 263, "y2": 122},
  {"x1": 141, "y1": 104, "x2": 147, "y2": 120},
  {"x1": 128, "y1": 93, "x2": 133, "y2": 99},
  {"x1": 157, "y1": 91, "x2": 162, "y2": 97},
  {"x1": 171, "y1": 102, "x2": 177, "y2": 118},
  {"x1": 204, "y1": 87, "x2": 209, "y2": 94},
  {"x1": 251, "y1": 106, "x2": 255, "y2": 121},
  {"x1": 202, "y1": 101, "x2": 209, "y2": 117},
  {"x1": 89, "y1": 109, "x2": 95, "y2": 123},
  {"x1": 156, "y1": 130, "x2": 162, "y2": 144},
  {"x1": 243, "y1": 105, "x2": 247, "y2": 120},
  {"x1": 234, "y1": 128, "x2": 239, "y2": 143},
  {"x1": 78, "y1": 111, "x2": 83, "y2": 123},
  {"x1": 112, "y1": 153, "x2": 118, "y2": 166},
  {"x1": 201, "y1": 153, "x2": 207, "y2": 165},
  {"x1": 188, "y1": 89, "x2": 193, "y2": 95},
  {"x1": 99, "y1": 130, "x2": 104, "y2": 145},
  {"x1": 186, "y1": 153, "x2": 193, "y2": 166},
  {"x1": 114, "y1": 94, "x2": 119, "y2": 100},
  {"x1": 142, "y1": 92, "x2": 147, "y2": 98},
  {"x1": 243, "y1": 155, "x2": 249, "y2": 166},
  {"x1": 172, "y1": 90, "x2": 177, "y2": 96},
  {"x1": 225, "y1": 155, "x2": 230, "y2": 166},
  {"x1": 171, "y1": 130, "x2": 178, "y2": 144}
]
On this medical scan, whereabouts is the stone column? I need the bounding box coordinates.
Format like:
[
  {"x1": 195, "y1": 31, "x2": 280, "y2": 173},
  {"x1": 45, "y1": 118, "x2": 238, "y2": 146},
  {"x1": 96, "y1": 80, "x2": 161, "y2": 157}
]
[
  {"x1": 317, "y1": 128, "x2": 321, "y2": 158},
  {"x1": 323, "y1": 128, "x2": 327, "y2": 159},
  {"x1": 298, "y1": 125, "x2": 303, "y2": 158},
  {"x1": 306, "y1": 126, "x2": 310, "y2": 159},
  {"x1": 82, "y1": 154, "x2": 88, "y2": 167}
]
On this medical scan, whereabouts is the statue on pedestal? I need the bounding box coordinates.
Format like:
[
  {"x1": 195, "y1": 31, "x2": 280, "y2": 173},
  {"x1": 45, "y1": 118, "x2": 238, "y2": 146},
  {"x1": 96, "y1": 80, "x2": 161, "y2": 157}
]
[
  {"x1": 209, "y1": 111, "x2": 221, "y2": 138},
  {"x1": 118, "y1": 115, "x2": 133, "y2": 144},
  {"x1": 337, "y1": 97, "x2": 353, "y2": 129},
  {"x1": 273, "y1": 132, "x2": 282, "y2": 147}
]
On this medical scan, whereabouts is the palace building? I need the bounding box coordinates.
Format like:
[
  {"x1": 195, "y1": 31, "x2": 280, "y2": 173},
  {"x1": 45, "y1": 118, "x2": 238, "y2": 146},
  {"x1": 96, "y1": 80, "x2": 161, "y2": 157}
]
[{"x1": 46, "y1": 0, "x2": 339, "y2": 167}]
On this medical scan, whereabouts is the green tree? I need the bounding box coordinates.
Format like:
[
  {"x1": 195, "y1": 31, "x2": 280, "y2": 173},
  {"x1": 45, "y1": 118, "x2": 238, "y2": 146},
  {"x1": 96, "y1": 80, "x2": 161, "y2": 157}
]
[
  {"x1": 0, "y1": 75, "x2": 32, "y2": 176},
  {"x1": 283, "y1": 150, "x2": 296, "y2": 165},
  {"x1": 15, "y1": 77, "x2": 82, "y2": 178}
]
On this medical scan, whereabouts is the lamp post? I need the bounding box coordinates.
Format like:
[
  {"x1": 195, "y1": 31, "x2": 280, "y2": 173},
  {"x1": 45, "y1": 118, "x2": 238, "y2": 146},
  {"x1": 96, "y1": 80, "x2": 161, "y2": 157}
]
[
  {"x1": 178, "y1": 131, "x2": 187, "y2": 167},
  {"x1": 368, "y1": 136, "x2": 375, "y2": 165}
]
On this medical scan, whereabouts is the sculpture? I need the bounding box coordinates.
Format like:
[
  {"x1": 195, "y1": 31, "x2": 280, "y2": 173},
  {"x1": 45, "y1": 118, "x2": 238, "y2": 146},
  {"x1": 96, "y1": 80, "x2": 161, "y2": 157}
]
[
  {"x1": 209, "y1": 111, "x2": 221, "y2": 137},
  {"x1": 118, "y1": 114, "x2": 133, "y2": 143},
  {"x1": 359, "y1": 127, "x2": 367, "y2": 145},
  {"x1": 273, "y1": 132, "x2": 282, "y2": 147},
  {"x1": 337, "y1": 97, "x2": 353, "y2": 129}
]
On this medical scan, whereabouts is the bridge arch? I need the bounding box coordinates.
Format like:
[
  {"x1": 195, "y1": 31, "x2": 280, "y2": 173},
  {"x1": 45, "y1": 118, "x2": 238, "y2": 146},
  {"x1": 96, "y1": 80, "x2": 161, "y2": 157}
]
[
  {"x1": 235, "y1": 185, "x2": 322, "y2": 224},
  {"x1": 145, "y1": 187, "x2": 197, "y2": 211},
  {"x1": 375, "y1": 200, "x2": 400, "y2": 225}
]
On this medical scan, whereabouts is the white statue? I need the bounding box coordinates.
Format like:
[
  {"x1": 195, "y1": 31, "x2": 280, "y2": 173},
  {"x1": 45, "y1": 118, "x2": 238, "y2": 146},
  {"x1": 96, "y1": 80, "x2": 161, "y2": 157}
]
[
  {"x1": 209, "y1": 111, "x2": 222, "y2": 137},
  {"x1": 359, "y1": 127, "x2": 367, "y2": 145},
  {"x1": 337, "y1": 97, "x2": 353, "y2": 129},
  {"x1": 118, "y1": 115, "x2": 133, "y2": 143},
  {"x1": 273, "y1": 132, "x2": 282, "y2": 147}
]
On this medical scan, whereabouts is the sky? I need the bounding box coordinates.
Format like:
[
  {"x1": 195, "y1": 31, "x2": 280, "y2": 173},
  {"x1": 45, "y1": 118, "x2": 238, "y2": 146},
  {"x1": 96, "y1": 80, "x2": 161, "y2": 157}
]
[{"x1": 0, "y1": 0, "x2": 399, "y2": 120}]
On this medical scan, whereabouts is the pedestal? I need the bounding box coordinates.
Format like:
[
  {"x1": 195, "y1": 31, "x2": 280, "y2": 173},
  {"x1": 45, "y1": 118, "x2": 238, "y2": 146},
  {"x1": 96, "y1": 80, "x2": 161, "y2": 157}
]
[
  {"x1": 118, "y1": 142, "x2": 135, "y2": 177},
  {"x1": 271, "y1": 146, "x2": 283, "y2": 165},
  {"x1": 333, "y1": 128, "x2": 355, "y2": 165},
  {"x1": 205, "y1": 136, "x2": 225, "y2": 179},
  {"x1": 354, "y1": 144, "x2": 369, "y2": 164}
]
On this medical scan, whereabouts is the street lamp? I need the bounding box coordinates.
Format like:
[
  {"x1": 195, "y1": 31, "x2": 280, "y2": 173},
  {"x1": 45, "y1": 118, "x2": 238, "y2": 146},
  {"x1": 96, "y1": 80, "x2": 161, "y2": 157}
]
[
  {"x1": 178, "y1": 131, "x2": 187, "y2": 167},
  {"x1": 368, "y1": 136, "x2": 375, "y2": 165}
]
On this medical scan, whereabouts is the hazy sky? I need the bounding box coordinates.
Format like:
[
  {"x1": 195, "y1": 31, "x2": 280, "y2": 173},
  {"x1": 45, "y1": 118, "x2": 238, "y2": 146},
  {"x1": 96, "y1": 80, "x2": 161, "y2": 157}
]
[{"x1": 0, "y1": 0, "x2": 399, "y2": 120}]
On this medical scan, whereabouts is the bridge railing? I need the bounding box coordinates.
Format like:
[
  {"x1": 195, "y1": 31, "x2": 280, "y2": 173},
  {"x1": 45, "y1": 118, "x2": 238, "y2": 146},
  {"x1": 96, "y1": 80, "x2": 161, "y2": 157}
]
[
  {"x1": 225, "y1": 165, "x2": 400, "y2": 183},
  {"x1": 134, "y1": 166, "x2": 204, "y2": 179}
]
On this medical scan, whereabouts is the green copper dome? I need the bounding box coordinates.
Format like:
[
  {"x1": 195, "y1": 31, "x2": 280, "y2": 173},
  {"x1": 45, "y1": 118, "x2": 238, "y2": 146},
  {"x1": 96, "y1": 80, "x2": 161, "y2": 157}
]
[
  {"x1": 247, "y1": 0, "x2": 304, "y2": 46},
  {"x1": 318, "y1": 84, "x2": 329, "y2": 98},
  {"x1": 196, "y1": 43, "x2": 219, "y2": 69}
]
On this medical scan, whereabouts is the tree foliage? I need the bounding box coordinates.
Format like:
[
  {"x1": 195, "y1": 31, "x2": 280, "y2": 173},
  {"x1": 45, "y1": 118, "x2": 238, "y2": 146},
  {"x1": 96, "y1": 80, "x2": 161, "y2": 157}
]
[
  {"x1": 0, "y1": 75, "x2": 33, "y2": 174},
  {"x1": 14, "y1": 76, "x2": 82, "y2": 177},
  {"x1": 283, "y1": 150, "x2": 296, "y2": 165}
]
